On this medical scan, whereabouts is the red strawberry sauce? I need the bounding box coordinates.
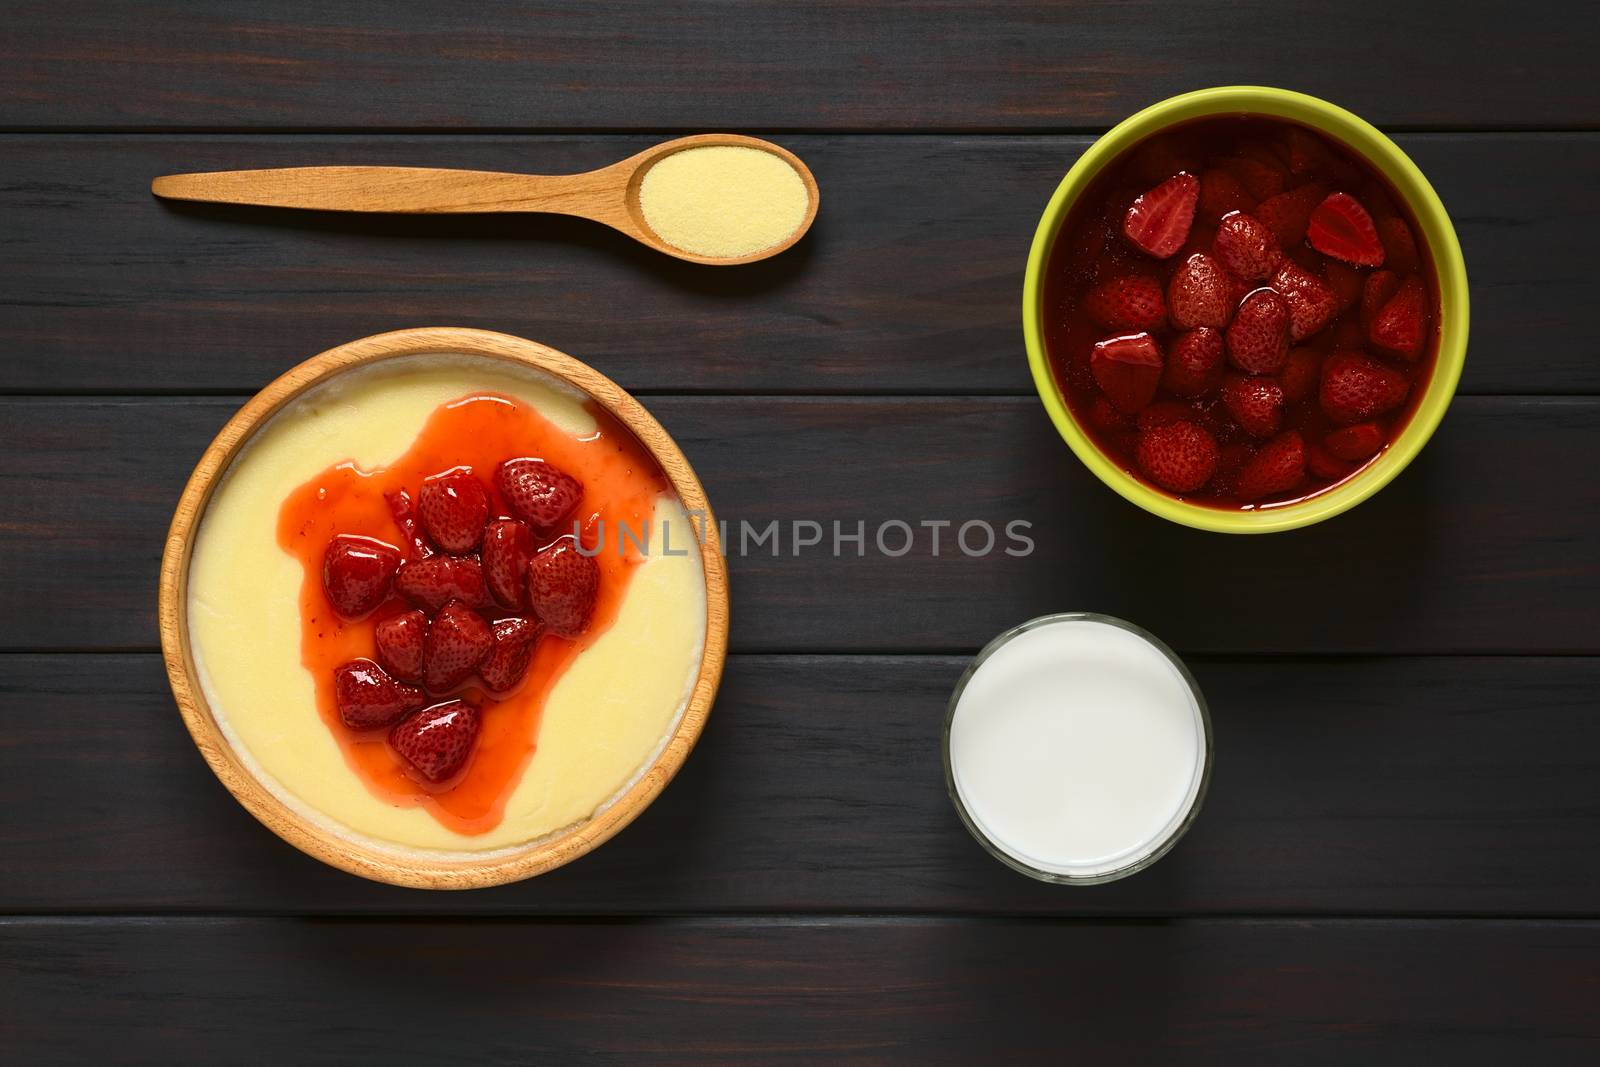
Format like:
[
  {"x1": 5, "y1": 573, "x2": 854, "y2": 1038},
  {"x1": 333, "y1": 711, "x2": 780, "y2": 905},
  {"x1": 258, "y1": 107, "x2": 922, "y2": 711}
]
[
  {"x1": 276, "y1": 392, "x2": 669, "y2": 835},
  {"x1": 1044, "y1": 116, "x2": 1441, "y2": 508}
]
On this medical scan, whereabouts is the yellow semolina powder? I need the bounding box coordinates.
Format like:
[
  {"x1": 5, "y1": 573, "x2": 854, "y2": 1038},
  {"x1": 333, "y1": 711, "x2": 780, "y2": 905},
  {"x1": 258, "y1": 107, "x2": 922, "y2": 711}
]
[{"x1": 639, "y1": 145, "x2": 810, "y2": 258}]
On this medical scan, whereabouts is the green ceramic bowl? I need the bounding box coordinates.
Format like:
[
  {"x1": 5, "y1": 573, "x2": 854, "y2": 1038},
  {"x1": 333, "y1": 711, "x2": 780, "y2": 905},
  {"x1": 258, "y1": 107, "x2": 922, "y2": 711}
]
[{"x1": 1022, "y1": 86, "x2": 1469, "y2": 534}]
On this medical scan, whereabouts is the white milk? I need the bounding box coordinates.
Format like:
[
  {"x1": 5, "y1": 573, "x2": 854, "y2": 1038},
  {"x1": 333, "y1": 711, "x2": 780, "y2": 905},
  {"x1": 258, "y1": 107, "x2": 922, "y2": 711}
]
[{"x1": 946, "y1": 616, "x2": 1208, "y2": 881}]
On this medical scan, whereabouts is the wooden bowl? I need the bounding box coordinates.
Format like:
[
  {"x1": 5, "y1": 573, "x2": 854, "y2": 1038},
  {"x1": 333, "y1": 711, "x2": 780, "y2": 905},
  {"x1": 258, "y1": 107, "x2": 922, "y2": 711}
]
[{"x1": 158, "y1": 327, "x2": 729, "y2": 889}]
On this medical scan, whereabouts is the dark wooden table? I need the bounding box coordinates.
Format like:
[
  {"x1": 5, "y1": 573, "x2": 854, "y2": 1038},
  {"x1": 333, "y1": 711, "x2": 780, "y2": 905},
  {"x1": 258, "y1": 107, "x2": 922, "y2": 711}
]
[{"x1": 3, "y1": 3, "x2": 1598, "y2": 1062}]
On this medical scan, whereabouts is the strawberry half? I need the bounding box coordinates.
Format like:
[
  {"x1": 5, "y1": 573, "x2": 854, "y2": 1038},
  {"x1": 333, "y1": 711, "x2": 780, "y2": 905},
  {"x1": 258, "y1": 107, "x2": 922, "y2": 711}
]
[
  {"x1": 1369, "y1": 275, "x2": 1428, "y2": 360},
  {"x1": 1284, "y1": 128, "x2": 1332, "y2": 175},
  {"x1": 1085, "y1": 274, "x2": 1166, "y2": 331},
  {"x1": 1254, "y1": 182, "x2": 1326, "y2": 246},
  {"x1": 1234, "y1": 431, "x2": 1306, "y2": 501},
  {"x1": 1325, "y1": 422, "x2": 1386, "y2": 462},
  {"x1": 478, "y1": 616, "x2": 542, "y2": 694},
  {"x1": 1323, "y1": 260, "x2": 1366, "y2": 313},
  {"x1": 1379, "y1": 216, "x2": 1421, "y2": 274},
  {"x1": 1162, "y1": 327, "x2": 1225, "y2": 396},
  {"x1": 1122, "y1": 172, "x2": 1199, "y2": 259},
  {"x1": 1280, "y1": 347, "x2": 1321, "y2": 404},
  {"x1": 383, "y1": 489, "x2": 432, "y2": 560},
  {"x1": 1167, "y1": 253, "x2": 1234, "y2": 330},
  {"x1": 422, "y1": 600, "x2": 494, "y2": 694},
  {"x1": 334, "y1": 659, "x2": 426, "y2": 730},
  {"x1": 482, "y1": 518, "x2": 535, "y2": 610},
  {"x1": 389, "y1": 700, "x2": 479, "y2": 784},
  {"x1": 1135, "y1": 420, "x2": 1218, "y2": 493},
  {"x1": 1307, "y1": 441, "x2": 1357, "y2": 482},
  {"x1": 1225, "y1": 288, "x2": 1291, "y2": 374},
  {"x1": 418, "y1": 471, "x2": 490, "y2": 554},
  {"x1": 395, "y1": 555, "x2": 492, "y2": 615},
  {"x1": 1214, "y1": 210, "x2": 1282, "y2": 282},
  {"x1": 1222, "y1": 375, "x2": 1286, "y2": 438},
  {"x1": 1320, "y1": 351, "x2": 1410, "y2": 425},
  {"x1": 527, "y1": 538, "x2": 601, "y2": 639},
  {"x1": 1307, "y1": 192, "x2": 1385, "y2": 267},
  {"x1": 1361, "y1": 270, "x2": 1401, "y2": 331},
  {"x1": 322, "y1": 535, "x2": 402, "y2": 620},
  {"x1": 1271, "y1": 259, "x2": 1338, "y2": 342},
  {"x1": 1090, "y1": 332, "x2": 1164, "y2": 414},
  {"x1": 497, "y1": 458, "x2": 583, "y2": 531},
  {"x1": 373, "y1": 609, "x2": 427, "y2": 683}
]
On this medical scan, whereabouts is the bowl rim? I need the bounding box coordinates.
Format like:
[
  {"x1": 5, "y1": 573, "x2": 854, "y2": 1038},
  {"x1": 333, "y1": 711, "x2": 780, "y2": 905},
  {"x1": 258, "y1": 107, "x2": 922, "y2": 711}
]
[
  {"x1": 157, "y1": 326, "x2": 730, "y2": 889},
  {"x1": 1022, "y1": 86, "x2": 1470, "y2": 533}
]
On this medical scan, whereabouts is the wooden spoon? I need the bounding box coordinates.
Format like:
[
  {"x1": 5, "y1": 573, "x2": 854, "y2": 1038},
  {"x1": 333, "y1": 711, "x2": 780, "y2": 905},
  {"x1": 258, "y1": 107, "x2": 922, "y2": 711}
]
[{"x1": 151, "y1": 133, "x2": 819, "y2": 266}]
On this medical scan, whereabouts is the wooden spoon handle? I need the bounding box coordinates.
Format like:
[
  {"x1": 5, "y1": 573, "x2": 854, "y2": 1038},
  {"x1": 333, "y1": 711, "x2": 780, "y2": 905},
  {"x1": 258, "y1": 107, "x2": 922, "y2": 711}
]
[{"x1": 151, "y1": 165, "x2": 630, "y2": 221}]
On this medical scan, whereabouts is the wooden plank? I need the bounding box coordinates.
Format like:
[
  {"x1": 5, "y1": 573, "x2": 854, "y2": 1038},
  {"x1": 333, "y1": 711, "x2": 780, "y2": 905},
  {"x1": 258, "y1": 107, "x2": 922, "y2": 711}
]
[
  {"x1": 1, "y1": 396, "x2": 1596, "y2": 654},
  {"x1": 2, "y1": 917, "x2": 1595, "y2": 1063},
  {"x1": 2, "y1": 653, "x2": 1596, "y2": 915},
  {"x1": 3, "y1": 3, "x2": 1594, "y2": 130},
  {"x1": 2, "y1": 133, "x2": 1595, "y2": 395}
]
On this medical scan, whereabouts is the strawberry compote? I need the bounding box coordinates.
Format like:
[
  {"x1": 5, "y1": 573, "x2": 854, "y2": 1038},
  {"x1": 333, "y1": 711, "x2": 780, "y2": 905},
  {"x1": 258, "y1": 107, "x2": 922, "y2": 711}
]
[
  {"x1": 277, "y1": 392, "x2": 669, "y2": 835},
  {"x1": 1043, "y1": 117, "x2": 1440, "y2": 508}
]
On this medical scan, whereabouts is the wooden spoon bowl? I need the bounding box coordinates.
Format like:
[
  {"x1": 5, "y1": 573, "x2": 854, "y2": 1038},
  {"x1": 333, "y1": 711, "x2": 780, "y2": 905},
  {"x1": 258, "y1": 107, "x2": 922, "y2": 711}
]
[
  {"x1": 158, "y1": 327, "x2": 730, "y2": 888},
  {"x1": 618, "y1": 134, "x2": 821, "y2": 265}
]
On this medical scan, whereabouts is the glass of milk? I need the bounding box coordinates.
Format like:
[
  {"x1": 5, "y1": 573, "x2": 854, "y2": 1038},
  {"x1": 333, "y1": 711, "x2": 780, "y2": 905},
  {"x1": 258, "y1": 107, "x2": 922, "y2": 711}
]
[{"x1": 943, "y1": 613, "x2": 1212, "y2": 884}]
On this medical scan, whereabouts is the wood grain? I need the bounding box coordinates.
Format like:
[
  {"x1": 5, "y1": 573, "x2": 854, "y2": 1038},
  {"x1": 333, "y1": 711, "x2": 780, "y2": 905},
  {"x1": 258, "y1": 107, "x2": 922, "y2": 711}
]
[
  {"x1": 3, "y1": 134, "x2": 1594, "y2": 395},
  {"x1": 2, "y1": 2, "x2": 1594, "y2": 130},
  {"x1": 156, "y1": 328, "x2": 729, "y2": 888},
  {"x1": 2, "y1": 653, "x2": 1596, "y2": 915},
  {"x1": 3, "y1": 396, "x2": 1595, "y2": 655},
  {"x1": 3, "y1": 916, "x2": 1596, "y2": 1063}
]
